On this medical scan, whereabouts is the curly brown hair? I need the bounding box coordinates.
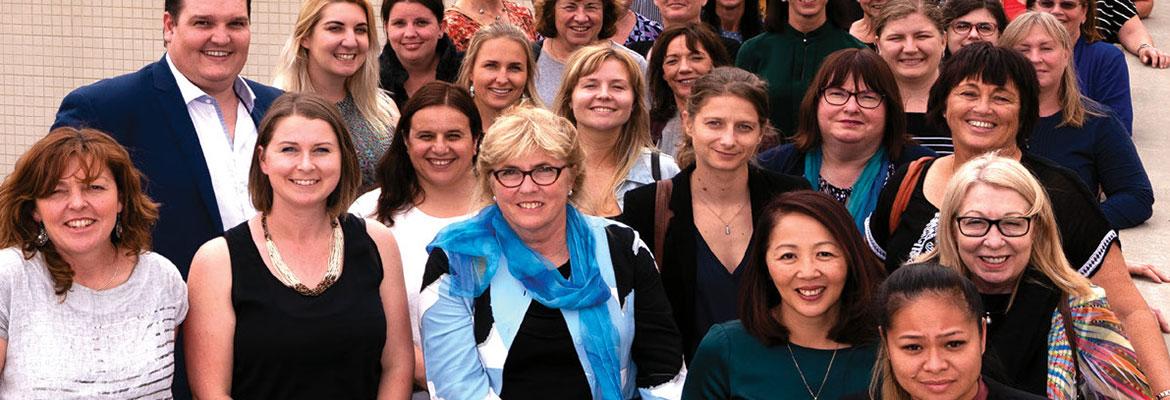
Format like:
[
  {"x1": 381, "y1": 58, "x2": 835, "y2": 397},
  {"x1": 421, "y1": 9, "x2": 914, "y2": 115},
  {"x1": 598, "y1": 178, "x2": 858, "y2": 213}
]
[{"x1": 0, "y1": 127, "x2": 159, "y2": 295}]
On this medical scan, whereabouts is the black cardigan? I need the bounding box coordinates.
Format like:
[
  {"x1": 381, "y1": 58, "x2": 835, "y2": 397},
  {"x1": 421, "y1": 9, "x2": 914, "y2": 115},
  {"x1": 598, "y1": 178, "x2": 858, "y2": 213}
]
[
  {"x1": 617, "y1": 165, "x2": 809, "y2": 361},
  {"x1": 378, "y1": 36, "x2": 463, "y2": 106}
]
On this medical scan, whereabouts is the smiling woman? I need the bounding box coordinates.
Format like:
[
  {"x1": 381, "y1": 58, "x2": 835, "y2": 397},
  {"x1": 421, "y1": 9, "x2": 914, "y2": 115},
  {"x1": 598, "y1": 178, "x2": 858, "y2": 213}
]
[
  {"x1": 456, "y1": 23, "x2": 543, "y2": 130},
  {"x1": 0, "y1": 127, "x2": 186, "y2": 398},
  {"x1": 184, "y1": 92, "x2": 414, "y2": 399},
  {"x1": 419, "y1": 106, "x2": 686, "y2": 399},
  {"x1": 274, "y1": 0, "x2": 400, "y2": 192},
  {"x1": 682, "y1": 191, "x2": 884, "y2": 399},
  {"x1": 532, "y1": 0, "x2": 648, "y2": 106}
]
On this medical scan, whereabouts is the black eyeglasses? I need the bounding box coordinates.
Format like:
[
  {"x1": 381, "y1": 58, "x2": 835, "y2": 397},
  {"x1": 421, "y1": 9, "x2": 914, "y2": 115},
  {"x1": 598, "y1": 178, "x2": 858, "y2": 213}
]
[
  {"x1": 822, "y1": 88, "x2": 884, "y2": 109},
  {"x1": 955, "y1": 216, "x2": 1033, "y2": 237},
  {"x1": 491, "y1": 165, "x2": 568, "y2": 188},
  {"x1": 951, "y1": 21, "x2": 998, "y2": 36},
  {"x1": 1036, "y1": 0, "x2": 1081, "y2": 10}
]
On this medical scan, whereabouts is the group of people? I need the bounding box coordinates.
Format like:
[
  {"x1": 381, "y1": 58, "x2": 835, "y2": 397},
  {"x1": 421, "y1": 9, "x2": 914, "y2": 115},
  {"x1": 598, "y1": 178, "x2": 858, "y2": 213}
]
[{"x1": 0, "y1": 0, "x2": 1167, "y2": 399}]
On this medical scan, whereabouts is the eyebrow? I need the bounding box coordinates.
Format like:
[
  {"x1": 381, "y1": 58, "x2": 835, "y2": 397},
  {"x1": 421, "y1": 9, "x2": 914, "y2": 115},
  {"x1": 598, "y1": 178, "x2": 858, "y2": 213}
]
[{"x1": 896, "y1": 330, "x2": 966, "y2": 340}]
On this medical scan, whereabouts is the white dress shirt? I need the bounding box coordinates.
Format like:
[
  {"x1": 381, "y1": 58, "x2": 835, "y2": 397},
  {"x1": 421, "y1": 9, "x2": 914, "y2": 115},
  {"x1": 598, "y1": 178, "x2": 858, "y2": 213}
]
[{"x1": 166, "y1": 54, "x2": 259, "y2": 231}]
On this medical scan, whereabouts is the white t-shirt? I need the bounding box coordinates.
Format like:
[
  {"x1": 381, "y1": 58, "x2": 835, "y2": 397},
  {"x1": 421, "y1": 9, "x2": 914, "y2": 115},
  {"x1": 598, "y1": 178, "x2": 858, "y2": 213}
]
[
  {"x1": 350, "y1": 190, "x2": 475, "y2": 346},
  {"x1": 0, "y1": 248, "x2": 188, "y2": 399}
]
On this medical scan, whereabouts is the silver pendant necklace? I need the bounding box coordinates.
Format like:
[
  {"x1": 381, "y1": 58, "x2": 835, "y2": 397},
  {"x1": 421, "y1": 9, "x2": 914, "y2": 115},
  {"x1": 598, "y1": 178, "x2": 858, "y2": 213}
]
[{"x1": 786, "y1": 343, "x2": 839, "y2": 400}]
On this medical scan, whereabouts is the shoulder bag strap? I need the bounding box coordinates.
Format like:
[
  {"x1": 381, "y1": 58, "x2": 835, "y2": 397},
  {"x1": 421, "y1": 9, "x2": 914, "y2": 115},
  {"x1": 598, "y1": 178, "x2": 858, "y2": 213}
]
[
  {"x1": 653, "y1": 179, "x2": 674, "y2": 271},
  {"x1": 889, "y1": 156, "x2": 934, "y2": 236},
  {"x1": 651, "y1": 151, "x2": 662, "y2": 181}
]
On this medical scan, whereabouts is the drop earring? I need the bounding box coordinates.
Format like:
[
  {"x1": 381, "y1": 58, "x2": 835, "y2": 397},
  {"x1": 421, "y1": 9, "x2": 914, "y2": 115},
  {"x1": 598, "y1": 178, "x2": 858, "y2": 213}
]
[
  {"x1": 113, "y1": 214, "x2": 124, "y2": 241},
  {"x1": 469, "y1": 85, "x2": 476, "y2": 98},
  {"x1": 34, "y1": 224, "x2": 48, "y2": 247}
]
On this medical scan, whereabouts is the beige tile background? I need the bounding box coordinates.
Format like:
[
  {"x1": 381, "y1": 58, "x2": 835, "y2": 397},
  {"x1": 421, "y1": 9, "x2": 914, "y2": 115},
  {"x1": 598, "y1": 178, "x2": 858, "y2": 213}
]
[{"x1": 0, "y1": 0, "x2": 390, "y2": 178}]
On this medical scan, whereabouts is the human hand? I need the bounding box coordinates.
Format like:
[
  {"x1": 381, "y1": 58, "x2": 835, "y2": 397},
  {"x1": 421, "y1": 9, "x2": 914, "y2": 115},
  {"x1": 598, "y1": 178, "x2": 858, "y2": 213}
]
[
  {"x1": 1139, "y1": 45, "x2": 1170, "y2": 68},
  {"x1": 1154, "y1": 308, "x2": 1169, "y2": 334},
  {"x1": 1128, "y1": 260, "x2": 1170, "y2": 282}
]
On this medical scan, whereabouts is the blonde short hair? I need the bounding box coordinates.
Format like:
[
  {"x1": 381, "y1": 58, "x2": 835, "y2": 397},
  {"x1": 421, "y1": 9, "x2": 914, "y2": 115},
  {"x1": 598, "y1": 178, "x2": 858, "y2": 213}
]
[
  {"x1": 999, "y1": 11, "x2": 1102, "y2": 128},
  {"x1": 475, "y1": 106, "x2": 585, "y2": 204}
]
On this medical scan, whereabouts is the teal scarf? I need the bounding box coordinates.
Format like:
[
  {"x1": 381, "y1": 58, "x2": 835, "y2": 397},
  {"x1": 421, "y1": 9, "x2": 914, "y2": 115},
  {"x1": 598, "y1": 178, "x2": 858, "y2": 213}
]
[
  {"x1": 804, "y1": 146, "x2": 890, "y2": 231},
  {"x1": 427, "y1": 205, "x2": 622, "y2": 399}
]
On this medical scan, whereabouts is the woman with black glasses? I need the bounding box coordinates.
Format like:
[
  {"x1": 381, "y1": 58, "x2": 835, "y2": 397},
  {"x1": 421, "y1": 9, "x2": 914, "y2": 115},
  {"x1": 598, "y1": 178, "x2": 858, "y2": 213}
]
[
  {"x1": 419, "y1": 106, "x2": 686, "y2": 399},
  {"x1": 758, "y1": 49, "x2": 933, "y2": 231},
  {"x1": 941, "y1": 0, "x2": 1007, "y2": 56}
]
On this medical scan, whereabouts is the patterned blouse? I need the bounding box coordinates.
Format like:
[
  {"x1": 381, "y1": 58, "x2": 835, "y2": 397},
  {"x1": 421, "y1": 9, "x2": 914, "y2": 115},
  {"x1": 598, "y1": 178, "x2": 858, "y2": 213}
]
[
  {"x1": 336, "y1": 95, "x2": 391, "y2": 192},
  {"x1": 444, "y1": 0, "x2": 538, "y2": 52},
  {"x1": 625, "y1": 12, "x2": 663, "y2": 46}
]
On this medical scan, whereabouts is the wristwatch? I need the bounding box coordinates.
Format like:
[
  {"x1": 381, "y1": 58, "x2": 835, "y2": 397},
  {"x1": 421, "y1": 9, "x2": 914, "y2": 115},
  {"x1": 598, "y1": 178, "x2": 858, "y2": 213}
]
[{"x1": 1139, "y1": 43, "x2": 1154, "y2": 51}]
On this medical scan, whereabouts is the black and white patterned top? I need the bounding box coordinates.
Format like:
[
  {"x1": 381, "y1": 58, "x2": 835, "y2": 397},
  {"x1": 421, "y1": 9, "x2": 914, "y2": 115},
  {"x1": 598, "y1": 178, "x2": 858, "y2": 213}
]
[{"x1": 337, "y1": 95, "x2": 392, "y2": 192}]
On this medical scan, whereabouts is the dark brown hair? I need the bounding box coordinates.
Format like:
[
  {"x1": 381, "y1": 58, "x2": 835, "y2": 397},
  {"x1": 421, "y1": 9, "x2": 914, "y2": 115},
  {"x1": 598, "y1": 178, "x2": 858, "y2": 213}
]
[
  {"x1": 249, "y1": 92, "x2": 362, "y2": 218},
  {"x1": 793, "y1": 48, "x2": 909, "y2": 161},
  {"x1": 738, "y1": 190, "x2": 884, "y2": 346},
  {"x1": 535, "y1": 0, "x2": 619, "y2": 40},
  {"x1": 165, "y1": 0, "x2": 252, "y2": 18},
  {"x1": 702, "y1": 0, "x2": 763, "y2": 40},
  {"x1": 380, "y1": 0, "x2": 443, "y2": 24},
  {"x1": 374, "y1": 82, "x2": 483, "y2": 226},
  {"x1": 941, "y1": 0, "x2": 1008, "y2": 34},
  {"x1": 648, "y1": 23, "x2": 732, "y2": 124},
  {"x1": 926, "y1": 42, "x2": 1039, "y2": 151},
  {"x1": 0, "y1": 127, "x2": 159, "y2": 295}
]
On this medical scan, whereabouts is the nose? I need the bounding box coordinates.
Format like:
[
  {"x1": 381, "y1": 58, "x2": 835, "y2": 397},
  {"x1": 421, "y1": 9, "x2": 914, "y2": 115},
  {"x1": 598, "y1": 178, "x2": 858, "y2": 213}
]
[
  {"x1": 981, "y1": 226, "x2": 1007, "y2": 248},
  {"x1": 972, "y1": 94, "x2": 993, "y2": 114},
  {"x1": 678, "y1": 58, "x2": 694, "y2": 74},
  {"x1": 66, "y1": 188, "x2": 87, "y2": 210},
  {"x1": 794, "y1": 257, "x2": 823, "y2": 279},
  {"x1": 572, "y1": 8, "x2": 590, "y2": 22},
  {"x1": 298, "y1": 152, "x2": 315, "y2": 171},
  {"x1": 965, "y1": 28, "x2": 982, "y2": 41},
  {"x1": 1024, "y1": 48, "x2": 1043, "y2": 64},
  {"x1": 433, "y1": 137, "x2": 452, "y2": 154},
  {"x1": 515, "y1": 174, "x2": 541, "y2": 193},
  {"x1": 922, "y1": 347, "x2": 949, "y2": 373},
  {"x1": 210, "y1": 24, "x2": 231, "y2": 45},
  {"x1": 597, "y1": 84, "x2": 613, "y2": 99},
  {"x1": 342, "y1": 29, "x2": 359, "y2": 48},
  {"x1": 905, "y1": 38, "x2": 920, "y2": 53}
]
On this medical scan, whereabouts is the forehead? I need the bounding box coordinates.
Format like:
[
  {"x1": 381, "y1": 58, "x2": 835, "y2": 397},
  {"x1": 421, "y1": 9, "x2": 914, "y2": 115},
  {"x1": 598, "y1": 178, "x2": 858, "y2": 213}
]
[
  {"x1": 694, "y1": 94, "x2": 760, "y2": 119},
  {"x1": 557, "y1": 0, "x2": 603, "y2": 6},
  {"x1": 390, "y1": 1, "x2": 438, "y2": 19},
  {"x1": 885, "y1": 13, "x2": 939, "y2": 32},
  {"x1": 477, "y1": 38, "x2": 527, "y2": 62},
  {"x1": 411, "y1": 105, "x2": 472, "y2": 130},
  {"x1": 956, "y1": 8, "x2": 996, "y2": 22},
  {"x1": 582, "y1": 59, "x2": 631, "y2": 80},
  {"x1": 319, "y1": 2, "x2": 369, "y2": 22},
  {"x1": 959, "y1": 183, "x2": 1029, "y2": 211},
  {"x1": 953, "y1": 77, "x2": 1018, "y2": 93},
  {"x1": 889, "y1": 293, "x2": 978, "y2": 332},
  {"x1": 176, "y1": 0, "x2": 248, "y2": 20},
  {"x1": 271, "y1": 114, "x2": 340, "y2": 144},
  {"x1": 665, "y1": 36, "x2": 707, "y2": 56},
  {"x1": 497, "y1": 149, "x2": 562, "y2": 168},
  {"x1": 769, "y1": 212, "x2": 834, "y2": 244}
]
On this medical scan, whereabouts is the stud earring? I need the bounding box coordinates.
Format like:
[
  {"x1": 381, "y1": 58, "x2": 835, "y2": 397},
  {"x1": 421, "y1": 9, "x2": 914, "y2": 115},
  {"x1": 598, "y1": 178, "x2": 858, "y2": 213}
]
[
  {"x1": 568, "y1": 189, "x2": 574, "y2": 197},
  {"x1": 469, "y1": 85, "x2": 476, "y2": 98},
  {"x1": 34, "y1": 224, "x2": 49, "y2": 247}
]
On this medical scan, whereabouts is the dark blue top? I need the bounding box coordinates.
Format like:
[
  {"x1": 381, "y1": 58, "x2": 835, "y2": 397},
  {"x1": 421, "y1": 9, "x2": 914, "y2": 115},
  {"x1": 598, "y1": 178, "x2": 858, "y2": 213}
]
[
  {"x1": 693, "y1": 230, "x2": 748, "y2": 347},
  {"x1": 1074, "y1": 37, "x2": 1133, "y2": 134},
  {"x1": 1028, "y1": 110, "x2": 1153, "y2": 228}
]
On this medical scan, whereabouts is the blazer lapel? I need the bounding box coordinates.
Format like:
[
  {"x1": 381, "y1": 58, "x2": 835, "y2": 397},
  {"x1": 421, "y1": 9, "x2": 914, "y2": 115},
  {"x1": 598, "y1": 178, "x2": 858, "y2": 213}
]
[{"x1": 150, "y1": 57, "x2": 224, "y2": 231}]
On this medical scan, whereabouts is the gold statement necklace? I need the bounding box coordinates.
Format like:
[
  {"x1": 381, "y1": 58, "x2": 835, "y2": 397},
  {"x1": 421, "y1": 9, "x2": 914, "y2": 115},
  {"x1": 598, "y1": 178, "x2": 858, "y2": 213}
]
[{"x1": 262, "y1": 214, "x2": 344, "y2": 296}]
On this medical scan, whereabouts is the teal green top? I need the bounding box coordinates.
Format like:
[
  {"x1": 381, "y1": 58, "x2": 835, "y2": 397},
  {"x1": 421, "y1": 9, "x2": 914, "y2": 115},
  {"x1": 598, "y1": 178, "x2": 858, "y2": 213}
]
[
  {"x1": 735, "y1": 23, "x2": 866, "y2": 137},
  {"x1": 682, "y1": 320, "x2": 877, "y2": 400}
]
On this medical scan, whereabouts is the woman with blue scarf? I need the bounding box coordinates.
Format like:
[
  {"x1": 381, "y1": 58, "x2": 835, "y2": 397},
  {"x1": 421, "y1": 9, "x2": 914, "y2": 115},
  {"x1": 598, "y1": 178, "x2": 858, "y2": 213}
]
[
  {"x1": 757, "y1": 48, "x2": 935, "y2": 232},
  {"x1": 419, "y1": 106, "x2": 686, "y2": 399}
]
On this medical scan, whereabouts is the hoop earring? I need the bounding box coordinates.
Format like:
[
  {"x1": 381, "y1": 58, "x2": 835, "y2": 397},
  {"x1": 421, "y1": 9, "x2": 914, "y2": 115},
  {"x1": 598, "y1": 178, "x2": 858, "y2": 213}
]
[{"x1": 34, "y1": 224, "x2": 49, "y2": 247}]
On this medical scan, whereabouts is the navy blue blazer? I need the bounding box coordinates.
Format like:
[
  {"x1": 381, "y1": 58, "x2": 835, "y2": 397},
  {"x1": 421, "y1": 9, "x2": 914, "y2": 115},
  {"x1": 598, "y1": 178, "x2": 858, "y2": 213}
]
[{"x1": 53, "y1": 56, "x2": 283, "y2": 278}]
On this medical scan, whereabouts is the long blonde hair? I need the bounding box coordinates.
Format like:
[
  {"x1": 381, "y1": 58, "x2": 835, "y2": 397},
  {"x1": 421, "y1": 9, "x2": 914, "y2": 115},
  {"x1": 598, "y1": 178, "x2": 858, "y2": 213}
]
[
  {"x1": 925, "y1": 153, "x2": 1092, "y2": 297},
  {"x1": 999, "y1": 12, "x2": 1103, "y2": 128},
  {"x1": 273, "y1": 0, "x2": 397, "y2": 134},
  {"x1": 455, "y1": 23, "x2": 545, "y2": 109},
  {"x1": 552, "y1": 45, "x2": 653, "y2": 205}
]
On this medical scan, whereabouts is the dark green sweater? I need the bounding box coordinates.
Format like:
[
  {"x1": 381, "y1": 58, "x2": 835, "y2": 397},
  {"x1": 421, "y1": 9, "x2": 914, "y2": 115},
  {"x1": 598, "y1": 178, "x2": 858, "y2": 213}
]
[{"x1": 736, "y1": 23, "x2": 866, "y2": 138}]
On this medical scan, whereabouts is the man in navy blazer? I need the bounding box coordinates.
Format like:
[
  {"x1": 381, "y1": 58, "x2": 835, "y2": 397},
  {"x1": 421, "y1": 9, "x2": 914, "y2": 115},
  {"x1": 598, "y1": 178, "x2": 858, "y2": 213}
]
[{"x1": 53, "y1": 0, "x2": 281, "y2": 279}]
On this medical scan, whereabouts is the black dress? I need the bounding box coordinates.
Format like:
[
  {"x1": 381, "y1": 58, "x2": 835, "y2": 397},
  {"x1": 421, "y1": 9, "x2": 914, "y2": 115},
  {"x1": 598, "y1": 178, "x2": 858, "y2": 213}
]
[{"x1": 227, "y1": 214, "x2": 387, "y2": 399}]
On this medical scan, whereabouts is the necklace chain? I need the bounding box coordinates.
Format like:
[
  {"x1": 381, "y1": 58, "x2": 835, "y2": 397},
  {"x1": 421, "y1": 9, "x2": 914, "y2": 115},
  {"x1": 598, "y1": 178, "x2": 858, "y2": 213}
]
[
  {"x1": 786, "y1": 343, "x2": 839, "y2": 400},
  {"x1": 695, "y1": 197, "x2": 747, "y2": 235},
  {"x1": 262, "y1": 214, "x2": 344, "y2": 296}
]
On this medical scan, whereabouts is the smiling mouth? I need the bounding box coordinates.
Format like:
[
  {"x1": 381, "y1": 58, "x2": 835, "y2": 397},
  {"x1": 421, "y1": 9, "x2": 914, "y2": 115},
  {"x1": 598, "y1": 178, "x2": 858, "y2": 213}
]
[
  {"x1": 291, "y1": 179, "x2": 320, "y2": 186},
  {"x1": 65, "y1": 218, "x2": 96, "y2": 228},
  {"x1": 203, "y1": 50, "x2": 230, "y2": 57},
  {"x1": 980, "y1": 255, "x2": 1008, "y2": 264},
  {"x1": 797, "y1": 287, "x2": 825, "y2": 297},
  {"x1": 488, "y1": 87, "x2": 515, "y2": 96},
  {"x1": 428, "y1": 158, "x2": 455, "y2": 166},
  {"x1": 518, "y1": 201, "x2": 544, "y2": 209},
  {"x1": 589, "y1": 106, "x2": 617, "y2": 113},
  {"x1": 568, "y1": 26, "x2": 592, "y2": 33},
  {"x1": 335, "y1": 53, "x2": 357, "y2": 61},
  {"x1": 967, "y1": 120, "x2": 995, "y2": 129}
]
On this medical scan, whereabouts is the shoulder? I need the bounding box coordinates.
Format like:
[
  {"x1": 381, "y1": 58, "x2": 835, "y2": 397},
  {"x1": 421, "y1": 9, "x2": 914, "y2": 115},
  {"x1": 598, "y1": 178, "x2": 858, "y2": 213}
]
[
  {"x1": 614, "y1": 42, "x2": 647, "y2": 63},
  {"x1": 984, "y1": 377, "x2": 1047, "y2": 399},
  {"x1": 349, "y1": 189, "x2": 382, "y2": 219},
  {"x1": 59, "y1": 62, "x2": 157, "y2": 104},
  {"x1": 756, "y1": 143, "x2": 801, "y2": 173},
  {"x1": 750, "y1": 165, "x2": 810, "y2": 192},
  {"x1": 0, "y1": 247, "x2": 31, "y2": 280},
  {"x1": 894, "y1": 147, "x2": 937, "y2": 166},
  {"x1": 190, "y1": 236, "x2": 232, "y2": 274},
  {"x1": 1022, "y1": 154, "x2": 1088, "y2": 189},
  {"x1": 135, "y1": 252, "x2": 188, "y2": 297},
  {"x1": 244, "y1": 78, "x2": 283, "y2": 104}
]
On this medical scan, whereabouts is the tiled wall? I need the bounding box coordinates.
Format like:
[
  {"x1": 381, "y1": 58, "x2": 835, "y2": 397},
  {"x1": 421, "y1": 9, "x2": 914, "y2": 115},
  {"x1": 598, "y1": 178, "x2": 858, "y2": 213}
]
[{"x1": 0, "y1": 0, "x2": 387, "y2": 178}]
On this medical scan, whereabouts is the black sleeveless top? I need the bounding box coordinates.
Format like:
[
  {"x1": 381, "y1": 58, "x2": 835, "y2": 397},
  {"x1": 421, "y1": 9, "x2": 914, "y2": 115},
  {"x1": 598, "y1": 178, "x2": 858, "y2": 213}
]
[{"x1": 226, "y1": 214, "x2": 386, "y2": 399}]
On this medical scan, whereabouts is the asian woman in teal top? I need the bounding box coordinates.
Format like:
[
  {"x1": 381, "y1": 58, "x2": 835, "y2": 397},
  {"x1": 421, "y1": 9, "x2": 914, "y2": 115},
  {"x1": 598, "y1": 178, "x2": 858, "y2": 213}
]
[{"x1": 682, "y1": 191, "x2": 884, "y2": 399}]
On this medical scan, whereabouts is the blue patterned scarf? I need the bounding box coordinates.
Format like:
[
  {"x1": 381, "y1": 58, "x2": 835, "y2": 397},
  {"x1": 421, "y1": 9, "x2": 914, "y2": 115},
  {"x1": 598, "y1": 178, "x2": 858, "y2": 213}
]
[
  {"x1": 427, "y1": 205, "x2": 622, "y2": 399},
  {"x1": 804, "y1": 146, "x2": 890, "y2": 232}
]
